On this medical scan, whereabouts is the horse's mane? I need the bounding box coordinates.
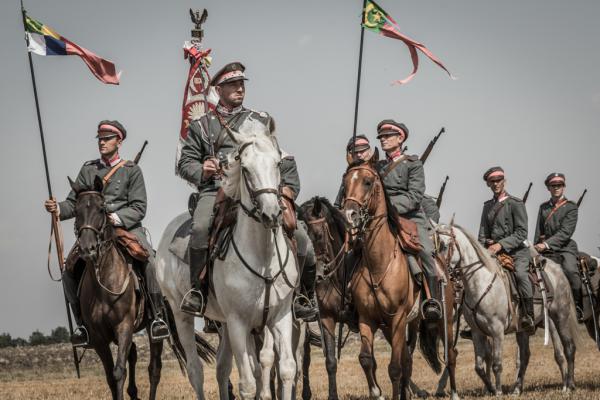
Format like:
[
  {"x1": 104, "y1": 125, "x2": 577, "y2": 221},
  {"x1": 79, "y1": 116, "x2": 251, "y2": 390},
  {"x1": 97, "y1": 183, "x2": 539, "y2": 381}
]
[{"x1": 453, "y1": 224, "x2": 502, "y2": 274}]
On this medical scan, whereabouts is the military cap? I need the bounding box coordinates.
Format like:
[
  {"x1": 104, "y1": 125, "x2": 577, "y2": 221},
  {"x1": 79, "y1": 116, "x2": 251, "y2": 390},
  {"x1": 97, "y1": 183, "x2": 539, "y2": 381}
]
[
  {"x1": 346, "y1": 135, "x2": 371, "y2": 152},
  {"x1": 376, "y1": 119, "x2": 409, "y2": 139},
  {"x1": 483, "y1": 166, "x2": 505, "y2": 181},
  {"x1": 210, "y1": 62, "x2": 248, "y2": 86},
  {"x1": 545, "y1": 172, "x2": 566, "y2": 186},
  {"x1": 97, "y1": 120, "x2": 126, "y2": 140}
]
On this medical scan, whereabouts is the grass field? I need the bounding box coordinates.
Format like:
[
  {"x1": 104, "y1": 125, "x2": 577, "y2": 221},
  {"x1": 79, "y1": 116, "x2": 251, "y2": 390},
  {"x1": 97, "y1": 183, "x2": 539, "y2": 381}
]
[{"x1": 1, "y1": 325, "x2": 599, "y2": 399}]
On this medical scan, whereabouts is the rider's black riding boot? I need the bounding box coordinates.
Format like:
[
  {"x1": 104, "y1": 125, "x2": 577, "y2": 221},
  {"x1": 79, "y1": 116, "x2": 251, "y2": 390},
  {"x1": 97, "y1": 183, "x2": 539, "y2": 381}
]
[
  {"x1": 181, "y1": 247, "x2": 208, "y2": 316},
  {"x1": 422, "y1": 275, "x2": 443, "y2": 321},
  {"x1": 294, "y1": 257, "x2": 319, "y2": 322},
  {"x1": 149, "y1": 293, "x2": 171, "y2": 342},
  {"x1": 572, "y1": 289, "x2": 584, "y2": 322},
  {"x1": 521, "y1": 297, "x2": 536, "y2": 335},
  {"x1": 63, "y1": 271, "x2": 89, "y2": 347}
]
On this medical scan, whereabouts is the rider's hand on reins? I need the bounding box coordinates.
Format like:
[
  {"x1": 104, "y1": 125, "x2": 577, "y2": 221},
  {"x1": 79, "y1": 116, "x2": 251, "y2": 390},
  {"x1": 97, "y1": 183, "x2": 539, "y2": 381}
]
[{"x1": 202, "y1": 157, "x2": 220, "y2": 180}]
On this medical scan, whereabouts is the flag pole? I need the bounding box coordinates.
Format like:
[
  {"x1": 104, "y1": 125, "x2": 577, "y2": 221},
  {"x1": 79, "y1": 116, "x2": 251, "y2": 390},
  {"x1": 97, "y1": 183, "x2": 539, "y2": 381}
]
[
  {"x1": 351, "y1": 0, "x2": 368, "y2": 156},
  {"x1": 20, "y1": 0, "x2": 80, "y2": 379}
]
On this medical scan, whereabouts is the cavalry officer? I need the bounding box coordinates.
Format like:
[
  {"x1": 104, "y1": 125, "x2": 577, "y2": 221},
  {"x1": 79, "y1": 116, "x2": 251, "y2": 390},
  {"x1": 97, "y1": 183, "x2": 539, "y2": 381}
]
[
  {"x1": 375, "y1": 120, "x2": 443, "y2": 321},
  {"x1": 479, "y1": 167, "x2": 535, "y2": 334},
  {"x1": 177, "y1": 62, "x2": 317, "y2": 320},
  {"x1": 334, "y1": 135, "x2": 374, "y2": 208},
  {"x1": 44, "y1": 120, "x2": 170, "y2": 346},
  {"x1": 534, "y1": 173, "x2": 582, "y2": 320}
]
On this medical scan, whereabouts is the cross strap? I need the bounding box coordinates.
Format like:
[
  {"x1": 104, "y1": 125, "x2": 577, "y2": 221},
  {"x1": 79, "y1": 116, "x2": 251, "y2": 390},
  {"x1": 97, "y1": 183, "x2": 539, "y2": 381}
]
[
  {"x1": 545, "y1": 198, "x2": 568, "y2": 224},
  {"x1": 102, "y1": 160, "x2": 128, "y2": 185}
]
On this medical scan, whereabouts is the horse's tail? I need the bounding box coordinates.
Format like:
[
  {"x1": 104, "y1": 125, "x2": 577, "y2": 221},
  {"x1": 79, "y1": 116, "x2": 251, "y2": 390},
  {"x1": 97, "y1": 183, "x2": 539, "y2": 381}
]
[
  {"x1": 164, "y1": 300, "x2": 216, "y2": 373},
  {"x1": 307, "y1": 325, "x2": 322, "y2": 348},
  {"x1": 418, "y1": 320, "x2": 443, "y2": 374}
]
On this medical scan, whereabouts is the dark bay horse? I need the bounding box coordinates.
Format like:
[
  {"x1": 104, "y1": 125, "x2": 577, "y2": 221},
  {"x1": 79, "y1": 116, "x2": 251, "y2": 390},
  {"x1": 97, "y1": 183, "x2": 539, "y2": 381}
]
[
  {"x1": 341, "y1": 157, "x2": 458, "y2": 400},
  {"x1": 71, "y1": 175, "x2": 164, "y2": 400},
  {"x1": 299, "y1": 197, "x2": 348, "y2": 400}
]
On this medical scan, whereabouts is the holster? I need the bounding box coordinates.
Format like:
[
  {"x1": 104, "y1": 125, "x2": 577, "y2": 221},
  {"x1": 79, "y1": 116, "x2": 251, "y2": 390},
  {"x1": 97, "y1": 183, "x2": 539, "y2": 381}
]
[
  {"x1": 114, "y1": 228, "x2": 150, "y2": 262},
  {"x1": 281, "y1": 186, "x2": 297, "y2": 239},
  {"x1": 395, "y1": 216, "x2": 423, "y2": 255}
]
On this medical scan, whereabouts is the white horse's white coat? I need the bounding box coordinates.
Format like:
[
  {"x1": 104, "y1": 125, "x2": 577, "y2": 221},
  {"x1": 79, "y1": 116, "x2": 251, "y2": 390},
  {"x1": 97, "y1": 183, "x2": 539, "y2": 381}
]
[{"x1": 156, "y1": 118, "x2": 298, "y2": 400}]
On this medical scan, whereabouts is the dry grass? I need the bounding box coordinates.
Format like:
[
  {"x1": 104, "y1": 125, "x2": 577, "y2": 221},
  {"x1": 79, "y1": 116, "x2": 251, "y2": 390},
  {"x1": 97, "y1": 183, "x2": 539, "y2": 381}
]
[{"x1": 1, "y1": 326, "x2": 599, "y2": 399}]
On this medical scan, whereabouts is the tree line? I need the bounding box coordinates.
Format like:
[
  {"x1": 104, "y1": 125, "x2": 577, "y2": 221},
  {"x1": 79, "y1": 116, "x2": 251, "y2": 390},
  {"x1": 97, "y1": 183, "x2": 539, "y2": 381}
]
[{"x1": 0, "y1": 326, "x2": 69, "y2": 347}]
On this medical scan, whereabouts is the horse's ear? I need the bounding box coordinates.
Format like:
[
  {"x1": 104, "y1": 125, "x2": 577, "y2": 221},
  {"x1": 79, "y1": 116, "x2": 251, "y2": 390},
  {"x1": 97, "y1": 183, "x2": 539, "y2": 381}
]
[
  {"x1": 370, "y1": 148, "x2": 380, "y2": 164},
  {"x1": 429, "y1": 218, "x2": 439, "y2": 230},
  {"x1": 93, "y1": 175, "x2": 104, "y2": 193},
  {"x1": 313, "y1": 197, "x2": 322, "y2": 217},
  {"x1": 449, "y1": 213, "x2": 456, "y2": 228},
  {"x1": 68, "y1": 176, "x2": 77, "y2": 192}
]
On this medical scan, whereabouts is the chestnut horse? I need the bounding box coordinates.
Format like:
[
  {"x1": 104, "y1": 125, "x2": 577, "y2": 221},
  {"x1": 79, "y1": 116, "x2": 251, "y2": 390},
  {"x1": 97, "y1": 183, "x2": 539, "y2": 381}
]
[{"x1": 342, "y1": 158, "x2": 432, "y2": 400}]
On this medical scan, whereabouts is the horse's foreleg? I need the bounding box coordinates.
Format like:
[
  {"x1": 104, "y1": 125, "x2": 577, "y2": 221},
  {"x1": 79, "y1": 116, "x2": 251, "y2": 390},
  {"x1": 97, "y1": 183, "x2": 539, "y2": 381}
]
[
  {"x1": 388, "y1": 315, "x2": 408, "y2": 400},
  {"x1": 512, "y1": 331, "x2": 530, "y2": 395},
  {"x1": 358, "y1": 319, "x2": 383, "y2": 400},
  {"x1": 126, "y1": 342, "x2": 140, "y2": 400},
  {"x1": 490, "y1": 327, "x2": 504, "y2": 396},
  {"x1": 405, "y1": 319, "x2": 428, "y2": 399},
  {"x1": 552, "y1": 312, "x2": 577, "y2": 391},
  {"x1": 147, "y1": 334, "x2": 164, "y2": 400},
  {"x1": 114, "y1": 328, "x2": 134, "y2": 400},
  {"x1": 258, "y1": 328, "x2": 275, "y2": 400},
  {"x1": 173, "y1": 307, "x2": 205, "y2": 399},
  {"x1": 301, "y1": 324, "x2": 312, "y2": 400},
  {"x1": 319, "y1": 316, "x2": 339, "y2": 400},
  {"x1": 228, "y1": 318, "x2": 258, "y2": 400},
  {"x1": 96, "y1": 343, "x2": 118, "y2": 399},
  {"x1": 271, "y1": 311, "x2": 297, "y2": 400},
  {"x1": 547, "y1": 317, "x2": 567, "y2": 390},
  {"x1": 217, "y1": 324, "x2": 234, "y2": 400}
]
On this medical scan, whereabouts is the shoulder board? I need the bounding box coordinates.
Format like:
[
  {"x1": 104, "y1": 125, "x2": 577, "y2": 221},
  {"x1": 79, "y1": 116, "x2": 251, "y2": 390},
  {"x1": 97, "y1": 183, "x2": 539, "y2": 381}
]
[
  {"x1": 283, "y1": 155, "x2": 294, "y2": 161},
  {"x1": 406, "y1": 154, "x2": 420, "y2": 161},
  {"x1": 484, "y1": 199, "x2": 494, "y2": 205},
  {"x1": 124, "y1": 160, "x2": 135, "y2": 167},
  {"x1": 84, "y1": 159, "x2": 101, "y2": 166},
  {"x1": 566, "y1": 199, "x2": 577, "y2": 206},
  {"x1": 509, "y1": 195, "x2": 523, "y2": 202},
  {"x1": 247, "y1": 109, "x2": 270, "y2": 119}
]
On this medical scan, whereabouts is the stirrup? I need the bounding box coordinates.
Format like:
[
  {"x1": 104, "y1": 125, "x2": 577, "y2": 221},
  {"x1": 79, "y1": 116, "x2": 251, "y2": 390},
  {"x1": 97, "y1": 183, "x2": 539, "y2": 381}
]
[
  {"x1": 150, "y1": 318, "x2": 171, "y2": 342},
  {"x1": 180, "y1": 288, "x2": 205, "y2": 317},
  {"x1": 293, "y1": 294, "x2": 318, "y2": 322},
  {"x1": 421, "y1": 298, "x2": 443, "y2": 321},
  {"x1": 71, "y1": 326, "x2": 89, "y2": 348}
]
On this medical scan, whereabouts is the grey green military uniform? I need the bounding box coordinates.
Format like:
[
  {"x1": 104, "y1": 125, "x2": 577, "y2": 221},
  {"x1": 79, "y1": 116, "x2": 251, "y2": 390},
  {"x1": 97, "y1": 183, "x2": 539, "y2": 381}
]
[
  {"x1": 375, "y1": 154, "x2": 439, "y2": 282},
  {"x1": 478, "y1": 194, "x2": 533, "y2": 298},
  {"x1": 177, "y1": 107, "x2": 312, "y2": 263},
  {"x1": 534, "y1": 198, "x2": 580, "y2": 290}
]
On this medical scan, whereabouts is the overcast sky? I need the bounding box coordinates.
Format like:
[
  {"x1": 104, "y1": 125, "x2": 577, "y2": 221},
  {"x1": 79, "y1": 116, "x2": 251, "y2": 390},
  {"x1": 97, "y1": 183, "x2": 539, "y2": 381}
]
[{"x1": 1, "y1": 0, "x2": 599, "y2": 337}]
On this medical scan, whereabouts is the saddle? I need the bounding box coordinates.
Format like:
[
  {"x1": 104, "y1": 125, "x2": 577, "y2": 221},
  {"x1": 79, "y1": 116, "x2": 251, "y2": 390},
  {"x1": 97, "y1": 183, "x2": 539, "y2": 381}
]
[{"x1": 501, "y1": 257, "x2": 554, "y2": 305}]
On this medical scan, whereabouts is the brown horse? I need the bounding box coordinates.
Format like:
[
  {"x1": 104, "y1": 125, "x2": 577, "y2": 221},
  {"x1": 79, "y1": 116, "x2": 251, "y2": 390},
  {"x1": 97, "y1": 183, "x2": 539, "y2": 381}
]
[
  {"x1": 71, "y1": 175, "x2": 164, "y2": 400},
  {"x1": 299, "y1": 196, "x2": 348, "y2": 400},
  {"x1": 342, "y1": 156, "x2": 458, "y2": 400}
]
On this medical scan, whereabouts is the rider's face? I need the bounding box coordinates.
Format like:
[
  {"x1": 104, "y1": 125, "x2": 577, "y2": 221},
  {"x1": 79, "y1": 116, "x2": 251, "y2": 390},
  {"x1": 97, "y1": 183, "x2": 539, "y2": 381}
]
[
  {"x1": 378, "y1": 132, "x2": 405, "y2": 153},
  {"x1": 216, "y1": 80, "x2": 245, "y2": 108},
  {"x1": 547, "y1": 183, "x2": 565, "y2": 199},
  {"x1": 487, "y1": 178, "x2": 505, "y2": 196},
  {"x1": 97, "y1": 135, "x2": 122, "y2": 158}
]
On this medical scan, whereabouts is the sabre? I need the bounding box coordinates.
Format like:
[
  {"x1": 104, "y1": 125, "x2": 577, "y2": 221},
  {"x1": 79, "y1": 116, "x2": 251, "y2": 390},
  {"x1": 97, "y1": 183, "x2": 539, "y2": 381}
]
[
  {"x1": 532, "y1": 253, "x2": 550, "y2": 345},
  {"x1": 579, "y1": 256, "x2": 600, "y2": 350},
  {"x1": 441, "y1": 279, "x2": 449, "y2": 372}
]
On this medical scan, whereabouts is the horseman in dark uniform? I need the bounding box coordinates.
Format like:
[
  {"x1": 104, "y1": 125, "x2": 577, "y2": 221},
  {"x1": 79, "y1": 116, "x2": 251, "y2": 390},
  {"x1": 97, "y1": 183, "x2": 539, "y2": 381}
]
[
  {"x1": 334, "y1": 135, "x2": 374, "y2": 208},
  {"x1": 534, "y1": 173, "x2": 582, "y2": 320},
  {"x1": 177, "y1": 62, "x2": 317, "y2": 320},
  {"x1": 374, "y1": 120, "x2": 443, "y2": 321},
  {"x1": 44, "y1": 120, "x2": 170, "y2": 346},
  {"x1": 479, "y1": 167, "x2": 535, "y2": 334}
]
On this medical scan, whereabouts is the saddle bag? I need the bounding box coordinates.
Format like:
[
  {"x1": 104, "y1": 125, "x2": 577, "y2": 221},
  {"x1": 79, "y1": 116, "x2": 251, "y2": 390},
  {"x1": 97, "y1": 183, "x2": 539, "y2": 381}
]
[
  {"x1": 209, "y1": 188, "x2": 238, "y2": 254},
  {"x1": 496, "y1": 253, "x2": 515, "y2": 271},
  {"x1": 396, "y1": 216, "x2": 423, "y2": 255},
  {"x1": 281, "y1": 186, "x2": 297, "y2": 239},
  {"x1": 114, "y1": 228, "x2": 150, "y2": 262}
]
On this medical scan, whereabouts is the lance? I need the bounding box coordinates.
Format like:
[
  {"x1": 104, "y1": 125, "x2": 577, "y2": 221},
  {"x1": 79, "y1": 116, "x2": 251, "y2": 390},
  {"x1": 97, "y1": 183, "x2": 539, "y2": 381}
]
[
  {"x1": 577, "y1": 189, "x2": 587, "y2": 207},
  {"x1": 20, "y1": 1, "x2": 80, "y2": 378},
  {"x1": 420, "y1": 127, "x2": 445, "y2": 164},
  {"x1": 522, "y1": 182, "x2": 533, "y2": 204},
  {"x1": 436, "y1": 175, "x2": 449, "y2": 209},
  {"x1": 351, "y1": 0, "x2": 368, "y2": 158}
]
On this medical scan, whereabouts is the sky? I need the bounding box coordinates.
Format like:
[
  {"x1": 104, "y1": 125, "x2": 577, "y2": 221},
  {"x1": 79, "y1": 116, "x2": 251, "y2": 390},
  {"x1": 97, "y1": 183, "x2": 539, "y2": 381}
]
[{"x1": 1, "y1": 0, "x2": 599, "y2": 337}]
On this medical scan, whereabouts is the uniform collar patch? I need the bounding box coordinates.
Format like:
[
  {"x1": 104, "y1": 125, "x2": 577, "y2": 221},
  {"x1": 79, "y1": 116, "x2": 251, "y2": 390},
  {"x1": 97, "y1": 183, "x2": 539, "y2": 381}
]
[
  {"x1": 102, "y1": 153, "x2": 122, "y2": 167},
  {"x1": 216, "y1": 103, "x2": 243, "y2": 116}
]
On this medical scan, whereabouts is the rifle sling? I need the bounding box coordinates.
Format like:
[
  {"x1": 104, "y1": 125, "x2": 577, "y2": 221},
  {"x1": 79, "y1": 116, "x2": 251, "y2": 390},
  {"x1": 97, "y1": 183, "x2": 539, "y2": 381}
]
[
  {"x1": 545, "y1": 199, "x2": 568, "y2": 224},
  {"x1": 102, "y1": 160, "x2": 128, "y2": 185},
  {"x1": 381, "y1": 155, "x2": 409, "y2": 179}
]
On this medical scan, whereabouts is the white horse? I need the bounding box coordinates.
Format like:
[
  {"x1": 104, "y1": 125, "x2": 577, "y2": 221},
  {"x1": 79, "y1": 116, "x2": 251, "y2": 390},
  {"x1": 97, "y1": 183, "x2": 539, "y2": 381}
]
[
  {"x1": 433, "y1": 222, "x2": 580, "y2": 395},
  {"x1": 156, "y1": 117, "x2": 298, "y2": 400}
]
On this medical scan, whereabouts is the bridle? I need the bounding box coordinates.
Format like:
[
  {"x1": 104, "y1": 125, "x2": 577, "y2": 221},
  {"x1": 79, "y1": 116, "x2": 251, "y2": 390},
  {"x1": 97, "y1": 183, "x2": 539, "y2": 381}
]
[
  {"x1": 75, "y1": 191, "x2": 109, "y2": 250},
  {"x1": 342, "y1": 165, "x2": 387, "y2": 238},
  {"x1": 234, "y1": 141, "x2": 282, "y2": 224},
  {"x1": 306, "y1": 215, "x2": 345, "y2": 278}
]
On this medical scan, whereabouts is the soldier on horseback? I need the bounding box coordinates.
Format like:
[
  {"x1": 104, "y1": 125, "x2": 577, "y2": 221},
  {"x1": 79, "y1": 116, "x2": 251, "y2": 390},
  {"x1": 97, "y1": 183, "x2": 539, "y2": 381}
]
[
  {"x1": 178, "y1": 62, "x2": 317, "y2": 320},
  {"x1": 375, "y1": 120, "x2": 443, "y2": 321},
  {"x1": 44, "y1": 120, "x2": 170, "y2": 346},
  {"x1": 533, "y1": 173, "x2": 582, "y2": 320},
  {"x1": 479, "y1": 166, "x2": 535, "y2": 334},
  {"x1": 334, "y1": 135, "x2": 374, "y2": 208}
]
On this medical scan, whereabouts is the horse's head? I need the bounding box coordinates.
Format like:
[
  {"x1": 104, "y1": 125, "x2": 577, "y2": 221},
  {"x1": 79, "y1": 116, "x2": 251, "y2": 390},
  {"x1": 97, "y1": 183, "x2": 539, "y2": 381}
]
[
  {"x1": 222, "y1": 118, "x2": 282, "y2": 229},
  {"x1": 69, "y1": 175, "x2": 108, "y2": 262},
  {"x1": 341, "y1": 149, "x2": 384, "y2": 231},
  {"x1": 301, "y1": 197, "x2": 337, "y2": 265},
  {"x1": 432, "y1": 221, "x2": 461, "y2": 271}
]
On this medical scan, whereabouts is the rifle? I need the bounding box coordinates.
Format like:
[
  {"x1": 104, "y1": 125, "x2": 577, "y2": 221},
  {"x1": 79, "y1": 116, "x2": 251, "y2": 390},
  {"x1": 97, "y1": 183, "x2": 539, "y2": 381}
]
[
  {"x1": 577, "y1": 189, "x2": 587, "y2": 207},
  {"x1": 420, "y1": 127, "x2": 445, "y2": 164},
  {"x1": 436, "y1": 175, "x2": 449, "y2": 209},
  {"x1": 522, "y1": 182, "x2": 533, "y2": 204},
  {"x1": 133, "y1": 140, "x2": 148, "y2": 165}
]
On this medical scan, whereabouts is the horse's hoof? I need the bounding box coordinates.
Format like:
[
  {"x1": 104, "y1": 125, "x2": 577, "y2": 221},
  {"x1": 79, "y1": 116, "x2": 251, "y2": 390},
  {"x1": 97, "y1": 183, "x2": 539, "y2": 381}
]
[
  {"x1": 415, "y1": 389, "x2": 429, "y2": 398},
  {"x1": 450, "y1": 393, "x2": 461, "y2": 400},
  {"x1": 511, "y1": 387, "x2": 521, "y2": 396},
  {"x1": 495, "y1": 390, "x2": 503, "y2": 397},
  {"x1": 434, "y1": 390, "x2": 446, "y2": 397}
]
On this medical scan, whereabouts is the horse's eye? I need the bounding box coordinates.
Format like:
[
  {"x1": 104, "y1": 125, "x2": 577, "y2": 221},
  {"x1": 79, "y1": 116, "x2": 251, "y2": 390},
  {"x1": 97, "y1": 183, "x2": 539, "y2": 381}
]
[{"x1": 364, "y1": 179, "x2": 373, "y2": 187}]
